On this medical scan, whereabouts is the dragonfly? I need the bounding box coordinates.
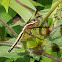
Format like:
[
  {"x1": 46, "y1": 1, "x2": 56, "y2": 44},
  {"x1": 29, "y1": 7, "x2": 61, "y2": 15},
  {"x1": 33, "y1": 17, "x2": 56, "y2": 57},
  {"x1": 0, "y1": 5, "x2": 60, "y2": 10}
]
[{"x1": 8, "y1": 11, "x2": 40, "y2": 53}]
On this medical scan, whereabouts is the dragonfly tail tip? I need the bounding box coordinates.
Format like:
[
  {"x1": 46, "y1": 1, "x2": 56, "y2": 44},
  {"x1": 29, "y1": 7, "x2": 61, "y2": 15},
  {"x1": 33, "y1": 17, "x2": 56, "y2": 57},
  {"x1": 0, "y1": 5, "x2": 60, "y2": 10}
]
[{"x1": 8, "y1": 50, "x2": 11, "y2": 53}]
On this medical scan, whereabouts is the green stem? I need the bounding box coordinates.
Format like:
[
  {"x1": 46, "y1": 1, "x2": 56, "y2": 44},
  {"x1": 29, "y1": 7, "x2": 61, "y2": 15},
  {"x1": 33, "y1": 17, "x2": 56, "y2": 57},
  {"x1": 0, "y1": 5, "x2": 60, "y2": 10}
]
[
  {"x1": 41, "y1": 0, "x2": 62, "y2": 26},
  {"x1": 39, "y1": 0, "x2": 62, "y2": 35}
]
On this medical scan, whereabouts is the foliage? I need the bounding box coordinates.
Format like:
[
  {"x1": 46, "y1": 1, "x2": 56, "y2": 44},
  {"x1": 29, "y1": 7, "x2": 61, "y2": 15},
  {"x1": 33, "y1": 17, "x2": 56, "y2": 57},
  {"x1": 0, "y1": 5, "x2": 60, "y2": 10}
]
[{"x1": 0, "y1": 0, "x2": 62, "y2": 62}]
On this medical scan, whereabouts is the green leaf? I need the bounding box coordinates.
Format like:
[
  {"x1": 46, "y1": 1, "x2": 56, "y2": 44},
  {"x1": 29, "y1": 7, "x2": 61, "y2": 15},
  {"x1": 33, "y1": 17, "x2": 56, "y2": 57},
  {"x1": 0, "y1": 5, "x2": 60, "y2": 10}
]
[
  {"x1": 7, "y1": 38, "x2": 16, "y2": 43},
  {"x1": 0, "y1": 38, "x2": 29, "y2": 59},
  {"x1": 48, "y1": 28, "x2": 62, "y2": 47},
  {"x1": 27, "y1": 37, "x2": 37, "y2": 48},
  {"x1": 0, "y1": 26, "x2": 6, "y2": 41},
  {"x1": 51, "y1": 0, "x2": 62, "y2": 26},
  {"x1": 0, "y1": 57, "x2": 8, "y2": 62},
  {"x1": 42, "y1": 48, "x2": 58, "y2": 62},
  {"x1": 0, "y1": 5, "x2": 16, "y2": 27},
  {"x1": 29, "y1": 0, "x2": 44, "y2": 7},
  {"x1": 11, "y1": 20, "x2": 25, "y2": 27},
  {"x1": 33, "y1": 56, "x2": 40, "y2": 61},
  {"x1": 52, "y1": 0, "x2": 58, "y2": 3},
  {"x1": 19, "y1": 0, "x2": 36, "y2": 10},
  {"x1": 0, "y1": 0, "x2": 11, "y2": 12},
  {"x1": 6, "y1": 19, "x2": 24, "y2": 37},
  {"x1": 5, "y1": 58, "x2": 16, "y2": 62},
  {"x1": 6, "y1": 25, "x2": 22, "y2": 37},
  {"x1": 0, "y1": 45, "x2": 21, "y2": 58},
  {"x1": 42, "y1": 48, "x2": 52, "y2": 62},
  {"x1": 27, "y1": 37, "x2": 45, "y2": 49},
  {"x1": 0, "y1": 0, "x2": 2, "y2": 2},
  {"x1": 38, "y1": 8, "x2": 50, "y2": 18},
  {"x1": 47, "y1": 18, "x2": 53, "y2": 26},
  {"x1": 9, "y1": 0, "x2": 36, "y2": 22},
  {"x1": 0, "y1": 45, "x2": 30, "y2": 62},
  {"x1": 37, "y1": 0, "x2": 52, "y2": 9}
]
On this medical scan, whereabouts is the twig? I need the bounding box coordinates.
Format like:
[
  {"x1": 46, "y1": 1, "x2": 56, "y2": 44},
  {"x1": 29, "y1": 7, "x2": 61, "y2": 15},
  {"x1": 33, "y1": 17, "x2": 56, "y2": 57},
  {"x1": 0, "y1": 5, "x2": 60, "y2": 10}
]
[
  {"x1": 0, "y1": 18, "x2": 18, "y2": 37},
  {"x1": 0, "y1": 41, "x2": 22, "y2": 48},
  {"x1": 42, "y1": 52, "x2": 62, "y2": 62}
]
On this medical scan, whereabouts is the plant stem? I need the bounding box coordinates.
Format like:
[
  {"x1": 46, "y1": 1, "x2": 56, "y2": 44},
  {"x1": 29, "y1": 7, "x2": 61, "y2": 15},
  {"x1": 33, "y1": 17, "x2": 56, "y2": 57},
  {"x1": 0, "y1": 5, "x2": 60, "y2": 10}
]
[
  {"x1": 39, "y1": 0, "x2": 62, "y2": 35},
  {"x1": 42, "y1": 52, "x2": 62, "y2": 62},
  {"x1": 0, "y1": 41, "x2": 22, "y2": 48},
  {"x1": 0, "y1": 18, "x2": 18, "y2": 37},
  {"x1": 41, "y1": 0, "x2": 62, "y2": 26}
]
